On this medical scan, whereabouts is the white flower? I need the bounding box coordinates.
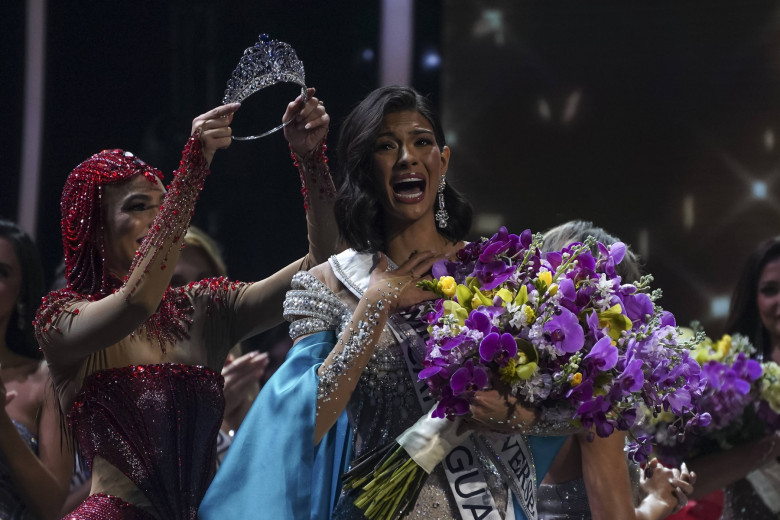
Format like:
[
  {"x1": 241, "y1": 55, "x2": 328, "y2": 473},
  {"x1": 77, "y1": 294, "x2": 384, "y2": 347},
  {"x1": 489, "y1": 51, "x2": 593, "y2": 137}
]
[
  {"x1": 509, "y1": 304, "x2": 533, "y2": 329},
  {"x1": 465, "y1": 328, "x2": 484, "y2": 342},
  {"x1": 596, "y1": 273, "x2": 614, "y2": 298},
  {"x1": 509, "y1": 312, "x2": 526, "y2": 329}
]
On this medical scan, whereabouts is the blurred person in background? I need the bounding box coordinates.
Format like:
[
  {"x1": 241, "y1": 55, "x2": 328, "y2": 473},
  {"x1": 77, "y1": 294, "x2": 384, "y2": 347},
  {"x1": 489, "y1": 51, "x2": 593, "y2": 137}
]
[
  {"x1": 0, "y1": 219, "x2": 73, "y2": 519},
  {"x1": 539, "y1": 220, "x2": 695, "y2": 520},
  {"x1": 684, "y1": 236, "x2": 780, "y2": 520}
]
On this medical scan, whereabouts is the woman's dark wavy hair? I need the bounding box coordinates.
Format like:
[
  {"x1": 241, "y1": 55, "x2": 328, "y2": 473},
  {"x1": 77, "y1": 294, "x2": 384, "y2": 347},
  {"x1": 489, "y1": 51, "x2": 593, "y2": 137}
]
[
  {"x1": 726, "y1": 236, "x2": 780, "y2": 360},
  {"x1": 334, "y1": 85, "x2": 472, "y2": 252},
  {"x1": 0, "y1": 219, "x2": 44, "y2": 360}
]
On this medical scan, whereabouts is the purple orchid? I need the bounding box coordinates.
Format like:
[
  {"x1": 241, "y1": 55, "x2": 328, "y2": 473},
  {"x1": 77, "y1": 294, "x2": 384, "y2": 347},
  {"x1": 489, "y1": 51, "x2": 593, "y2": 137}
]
[
  {"x1": 474, "y1": 260, "x2": 517, "y2": 291},
  {"x1": 577, "y1": 395, "x2": 615, "y2": 437},
  {"x1": 545, "y1": 251, "x2": 563, "y2": 272},
  {"x1": 544, "y1": 307, "x2": 585, "y2": 354},
  {"x1": 660, "y1": 311, "x2": 676, "y2": 328},
  {"x1": 665, "y1": 387, "x2": 692, "y2": 415},
  {"x1": 479, "y1": 332, "x2": 518, "y2": 365},
  {"x1": 450, "y1": 359, "x2": 489, "y2": 396},
  {"x1": 616, "y1": 358, "x2": 645, "y2": 392},
  {"x1": 583, "y1": 336, "x2": 619, "y2": 371},
  {"x1": 622, "y1": 292, "x2": 654, "y2": 323},
  {"x1": 465, "y1": 309, "x2": 494, "y2": 336},
  {"x1": 597, "y1": 241, "x2": 626, "y2": 278},
  {"x1": 432, "y1": 386, "x2": 471, "y2": 419},
  {"x1": 432, "y1": 258, "x2": 474, "y2": 285},
  {"x1": 456, "y1": 241, "x2": 482, "y2": 263},
  {"x1": 425, "y1": 299, "x2": 444, "y2": 325}
]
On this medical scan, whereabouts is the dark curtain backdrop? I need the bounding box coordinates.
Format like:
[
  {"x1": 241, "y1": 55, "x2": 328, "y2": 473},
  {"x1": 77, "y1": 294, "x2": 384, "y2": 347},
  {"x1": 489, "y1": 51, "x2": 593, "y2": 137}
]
[
  {"x1": 442, "y1": 0, "x2": 780, "y2": 334},
  {"x1": 3, "y1": 0, "x2": 780, "y2": 338}
]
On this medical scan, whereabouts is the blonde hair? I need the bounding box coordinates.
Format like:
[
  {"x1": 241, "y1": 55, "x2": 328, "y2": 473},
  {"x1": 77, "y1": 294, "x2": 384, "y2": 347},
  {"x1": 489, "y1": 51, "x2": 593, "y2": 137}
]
[{"x1": 183, "y1": 225, "x2": 228, "y2": 277}]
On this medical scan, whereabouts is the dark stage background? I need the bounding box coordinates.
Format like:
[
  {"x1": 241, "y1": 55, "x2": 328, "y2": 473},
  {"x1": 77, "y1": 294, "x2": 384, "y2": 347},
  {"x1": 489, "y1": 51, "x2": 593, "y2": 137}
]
[{"x1": 3, "y1": 0, "x2": 780, "y2": 339}]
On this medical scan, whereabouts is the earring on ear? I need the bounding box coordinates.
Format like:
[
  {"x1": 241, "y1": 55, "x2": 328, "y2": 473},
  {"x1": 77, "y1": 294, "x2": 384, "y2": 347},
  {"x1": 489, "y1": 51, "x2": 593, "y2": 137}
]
[
  {"x1": 16, "y1": 302, "x2": 26, "y2": 330},
  {"x1": 435, "y1": 177, "x2": 449, "y2": 229}
]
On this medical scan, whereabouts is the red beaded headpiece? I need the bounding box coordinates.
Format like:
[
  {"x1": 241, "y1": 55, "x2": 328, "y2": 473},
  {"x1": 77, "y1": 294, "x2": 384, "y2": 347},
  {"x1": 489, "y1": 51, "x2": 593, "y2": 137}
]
[{"x1": 61, "y1": 149, "x2": 163, "y2": 296}]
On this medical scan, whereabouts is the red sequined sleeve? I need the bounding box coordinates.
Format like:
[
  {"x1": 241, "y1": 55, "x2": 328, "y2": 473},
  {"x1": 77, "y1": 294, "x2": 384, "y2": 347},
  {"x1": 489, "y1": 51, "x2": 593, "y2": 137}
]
[
  {"x1": 178, "y1": 277, "x2": 251, "y2": 359},
  {"x1": 291, "y1": 140, "x2": 341, "y2": 269},
  {"x1": 123, "y1": 133, "x2": 210, "y2": 302},
  {"x1": 35, "y1": 134, "x2": 210, "y2": 363}
]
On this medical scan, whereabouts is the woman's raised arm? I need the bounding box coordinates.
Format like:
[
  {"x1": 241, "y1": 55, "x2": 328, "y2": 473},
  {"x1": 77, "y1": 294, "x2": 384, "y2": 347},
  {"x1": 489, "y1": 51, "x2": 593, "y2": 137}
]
[
  {"x1": 226, "y1": 89, "x2": 341, "y2": 346},
  {"x1": 36, "y1": 105, "x2": 238, "y2": 370}
]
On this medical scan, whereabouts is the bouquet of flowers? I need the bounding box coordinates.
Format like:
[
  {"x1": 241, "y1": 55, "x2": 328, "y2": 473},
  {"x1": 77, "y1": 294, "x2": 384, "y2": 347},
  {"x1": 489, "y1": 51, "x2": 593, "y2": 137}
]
[
  {"x1": 343, "y1": 227, "x2": 707, "y2": 519},
  {"x1": 646, "y1": 331, "x2": 780, "y2": 467}
]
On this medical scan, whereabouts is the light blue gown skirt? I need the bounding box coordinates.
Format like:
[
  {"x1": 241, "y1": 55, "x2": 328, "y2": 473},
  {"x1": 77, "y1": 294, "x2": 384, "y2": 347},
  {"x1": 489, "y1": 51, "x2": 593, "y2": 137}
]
[{"x1": 200, "y1": 330, "x2": 565, "y2": 520}]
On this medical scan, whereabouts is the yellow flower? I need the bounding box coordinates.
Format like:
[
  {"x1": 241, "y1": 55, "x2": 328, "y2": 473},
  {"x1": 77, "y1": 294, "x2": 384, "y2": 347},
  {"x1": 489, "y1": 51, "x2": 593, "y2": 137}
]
[
  {"x1": 522, "y1": 305, "x2": 536, "y2": 324},
  {"x1": 761, "y1": 362, "x2": 780, "y2": 414},
  {"x1": 498, "y1": 339, "x2": 539, "y2": 384},
  {"x1": 548, "y1": 284, "x2": 558, "y2": 296},
  {"x1": 715, "y1": 334, "x2": 732, "y2": 357},
  {"x1": 471, "y1": 288, "x2": 493, "y2": 309},
  {"x1": 442, "y1": 300, "x2": 468, "y2": 326},
  {"x1": 499, "y1": 358, "x2": 538, "y2": 384},
  {"x1": 539, "y1": 271, "x2": 552, "y2": 288},
  {"x1": 689, "y1": 332, "x2": 730, "y2": 364},
  {"x1": 597, "y1": 305, "x2": 632, "y2": 340},
  {"x1": 496, "y1": 288, "x2": 514, "y2": 305},
  {"x1": 513, "y1": 285, "x2": 529, "y2": 306},
  {"x1": 438, "y1": 276, "x2": 457, "y2": 298},
  {"x1": 570, "y1": 372, "x2": 583, "y2": 386},
  {"x1": 456, "y1": 284, "x2": 473, "y2": 309}
]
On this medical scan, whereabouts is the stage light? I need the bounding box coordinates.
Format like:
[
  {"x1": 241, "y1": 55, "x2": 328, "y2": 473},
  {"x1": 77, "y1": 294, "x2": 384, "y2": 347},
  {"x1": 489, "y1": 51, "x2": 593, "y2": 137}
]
[
  {"x1": 710, "y1": 296, "x2": 731, "y2": 318},
  {"x1": 474, "y1": 213, "x2": 505, "y2": 235},
  {"x1": 445, "y1": 130, "x2": 458, "y2": 146},
  {"x1": 421, "y1": 50, "x2": 441, "y2": 70},
  {"x1": 473, "y1": 9, "x2": 505, "y2": 45},
  {"x1": 752, "y1": 180, "x2": 767, "y2": 199},
  {"x1": 682, "y1": 195, "x2": 695, "y2": 230},
  {"x1": 537, "y1": 98, "x2": 551, "y2": 121}
]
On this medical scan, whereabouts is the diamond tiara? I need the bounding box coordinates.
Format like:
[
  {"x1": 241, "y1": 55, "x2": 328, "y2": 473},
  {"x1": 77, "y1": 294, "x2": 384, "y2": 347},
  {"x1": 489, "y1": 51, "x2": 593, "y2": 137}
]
[{"x1": 223, "y1": 34, "x2": 308, "y2": 140}]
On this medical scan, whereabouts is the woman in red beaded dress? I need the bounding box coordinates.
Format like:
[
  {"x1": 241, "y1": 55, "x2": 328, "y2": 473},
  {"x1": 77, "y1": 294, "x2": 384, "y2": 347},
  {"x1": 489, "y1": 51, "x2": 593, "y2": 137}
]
[{"x1": 35, "y1": 89, "x2": 339, "y2": 520}]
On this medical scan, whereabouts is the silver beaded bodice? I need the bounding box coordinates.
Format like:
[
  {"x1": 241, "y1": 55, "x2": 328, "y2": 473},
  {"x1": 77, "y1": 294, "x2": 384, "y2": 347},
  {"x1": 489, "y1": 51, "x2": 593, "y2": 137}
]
[
  {"x1": 285, "y1": 252, "x2": 514, "y2": 519},
  {"x1": 284, "y1": 272, "x2": 425, "y2": 451}
]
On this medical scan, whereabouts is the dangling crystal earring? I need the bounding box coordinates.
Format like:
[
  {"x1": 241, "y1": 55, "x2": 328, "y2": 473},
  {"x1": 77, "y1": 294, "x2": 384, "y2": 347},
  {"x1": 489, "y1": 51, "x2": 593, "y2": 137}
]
[
  {"x1": 435, "y1": 177, "x2": 449, "y2": 229},
  {"x1": 16, "y1": 302, "x2": 26, "y2": 330}
]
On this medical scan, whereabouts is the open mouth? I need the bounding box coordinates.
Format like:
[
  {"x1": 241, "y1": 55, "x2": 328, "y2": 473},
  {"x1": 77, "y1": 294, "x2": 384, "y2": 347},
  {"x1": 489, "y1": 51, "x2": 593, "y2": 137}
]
[{"x1": 391, "y1": 174, "x2": 426, "y2": 203}]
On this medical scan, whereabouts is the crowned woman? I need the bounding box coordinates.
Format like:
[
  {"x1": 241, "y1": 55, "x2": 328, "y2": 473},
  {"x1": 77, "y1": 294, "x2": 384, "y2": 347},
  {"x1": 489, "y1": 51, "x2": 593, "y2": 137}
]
[{"x1": 201, "y1": 85, "x2": 572, "y2": 520}]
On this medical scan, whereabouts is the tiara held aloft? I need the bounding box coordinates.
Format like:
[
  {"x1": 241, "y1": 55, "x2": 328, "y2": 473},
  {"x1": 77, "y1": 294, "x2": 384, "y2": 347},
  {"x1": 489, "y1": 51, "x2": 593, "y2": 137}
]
[{"x1": 223, "y1": 34, "x2": 308, "y2": 140}]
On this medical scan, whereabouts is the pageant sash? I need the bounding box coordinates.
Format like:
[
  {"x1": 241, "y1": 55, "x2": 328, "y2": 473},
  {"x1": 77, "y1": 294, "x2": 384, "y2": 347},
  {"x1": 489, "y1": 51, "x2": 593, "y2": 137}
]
[
  {"x1": 389, "y1": 313, "x2": 538, "y2": 520},
  {"x1": 330, "y1": 249, "x2": 539, "y2": 520}
]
